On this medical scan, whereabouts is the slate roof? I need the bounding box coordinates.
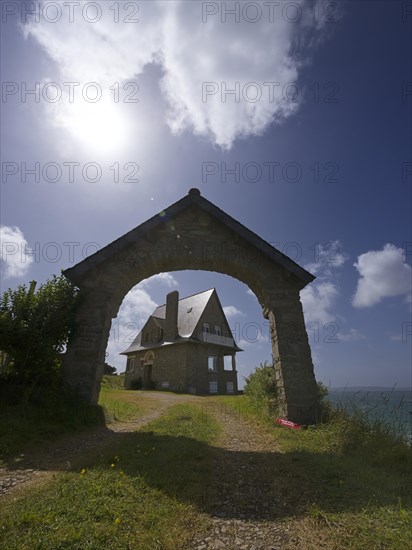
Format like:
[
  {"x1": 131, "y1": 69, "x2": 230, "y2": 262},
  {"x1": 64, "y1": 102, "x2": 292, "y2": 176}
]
[
  {"x1": 151, "y1": 288, "x2": 214, "y2": 338},
  {"x1": 120, "y1": 288, "x2": 241, "y2": 354}
]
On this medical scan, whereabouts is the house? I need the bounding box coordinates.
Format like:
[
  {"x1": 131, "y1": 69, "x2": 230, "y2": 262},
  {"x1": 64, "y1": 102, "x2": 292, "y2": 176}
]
[{"x1": 121, "y1": 288, "x2": 241, "y2": 394}]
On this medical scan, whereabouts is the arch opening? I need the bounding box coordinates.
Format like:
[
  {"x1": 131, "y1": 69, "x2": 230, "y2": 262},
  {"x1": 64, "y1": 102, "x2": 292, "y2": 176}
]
[{"x1": 104, "y1": 271, "x2": 272, "y2": 394}]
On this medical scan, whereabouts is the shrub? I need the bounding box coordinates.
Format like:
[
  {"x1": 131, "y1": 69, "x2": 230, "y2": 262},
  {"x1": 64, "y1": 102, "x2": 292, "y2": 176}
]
[
  {"x1": 243, "y1": 361, "x2": 278, "y2": 418},
  {"x1": 103, "y1": 362, "x2": 117, "y2": 375},
  {"x1": 244, "y1": 362, "x2": 330, "y2": 423},
  {"x1": 0, "y1": 275, "x2": 79, "y2": 389}
]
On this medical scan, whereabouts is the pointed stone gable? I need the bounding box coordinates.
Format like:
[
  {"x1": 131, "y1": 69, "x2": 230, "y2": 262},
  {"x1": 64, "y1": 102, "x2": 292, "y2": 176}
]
[
  {"x1": 63, "y1": 188, "x2": 314, "y2": 289},
  {"x1": 62, "y1": 189, "x2": 319, "y2": 425}
]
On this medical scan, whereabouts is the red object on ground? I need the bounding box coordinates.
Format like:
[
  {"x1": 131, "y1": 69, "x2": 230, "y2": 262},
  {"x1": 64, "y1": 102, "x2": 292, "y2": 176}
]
[{"x1": 275, "y1": 418, "x2": 301, "y2": 429}]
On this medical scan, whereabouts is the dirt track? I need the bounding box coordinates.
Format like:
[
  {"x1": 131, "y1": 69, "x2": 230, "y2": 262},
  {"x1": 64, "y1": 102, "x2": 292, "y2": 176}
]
[
  {"x1": 0, "y1": 392, "x2": 198, "y2": 499},
  {"x1": 1, "y1": 392, "x2": 296, "y2": 549}
]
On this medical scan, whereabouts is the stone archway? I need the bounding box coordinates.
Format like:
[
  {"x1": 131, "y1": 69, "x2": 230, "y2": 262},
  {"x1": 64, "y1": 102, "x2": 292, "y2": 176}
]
[{"x1": 62, "y1": 189, "x2": 319, "y2": 424}]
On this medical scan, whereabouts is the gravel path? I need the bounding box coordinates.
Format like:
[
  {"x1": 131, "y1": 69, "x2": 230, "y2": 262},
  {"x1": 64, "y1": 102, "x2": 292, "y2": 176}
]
[
  {"x1": 187, "y1": 403, "x2": 294, "y2": 549},
  {"x1": 1, "y1": 394, "x2": 298, "y2": 548},
  {"x1": 0, "y1": 393, "x2": 182, "y2": 498}
]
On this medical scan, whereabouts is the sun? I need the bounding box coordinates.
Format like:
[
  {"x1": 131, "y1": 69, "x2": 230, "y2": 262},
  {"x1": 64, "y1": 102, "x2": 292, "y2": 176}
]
[{"x1": 59, "y1": 98, "x2": 131, "y2": 155}]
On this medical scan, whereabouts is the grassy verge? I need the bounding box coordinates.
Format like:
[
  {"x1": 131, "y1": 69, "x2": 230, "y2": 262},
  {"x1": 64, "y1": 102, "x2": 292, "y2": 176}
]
[
  {"x1": 0, "y1": 403, "x2": 221, "y2": 549},
  {"x1": 213, "y1": 395, "x2": 412, "y2": 549},
  {"x1": 98, "y1": 375, "x2": 145, "y2": 423},
  {"x1": 0, "y1": 389, "x2": 103, "y2": 462},
  {"x1": 100, "y1": 374, "x2": 125, "y2": 390},
  {"x1": 0, "y1": 376, "x2": 135, "y2": 461}
]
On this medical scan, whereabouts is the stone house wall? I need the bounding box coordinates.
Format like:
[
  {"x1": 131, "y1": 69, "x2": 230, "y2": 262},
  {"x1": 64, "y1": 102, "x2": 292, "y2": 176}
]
[{"x1": 124, "y1": 341, "x2": 237, "y2": 394}]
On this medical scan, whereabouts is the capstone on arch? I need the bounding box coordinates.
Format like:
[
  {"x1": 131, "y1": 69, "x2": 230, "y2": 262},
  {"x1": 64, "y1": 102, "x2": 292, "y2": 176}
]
[{"x1": 63, "y1": 189, "x2": 319, "y2": 424}]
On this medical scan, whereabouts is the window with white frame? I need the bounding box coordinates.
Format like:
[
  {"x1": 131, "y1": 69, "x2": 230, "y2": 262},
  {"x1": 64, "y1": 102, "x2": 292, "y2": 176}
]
[
  {"x1": 128, "y1": 357, "x2": 135, "y2": 371},
  {"x1": 203, "y1": 322, "x2": 210, "y2": 333},
  {"x1": 223, "y1": 356, "x2": 232, "y2": 371},
  {"x1": 208, "y1": 356, "x2": 217, "y2": 372},
  {"x1": 214, "y1": 325, "x2": 221, "y2": 336}
]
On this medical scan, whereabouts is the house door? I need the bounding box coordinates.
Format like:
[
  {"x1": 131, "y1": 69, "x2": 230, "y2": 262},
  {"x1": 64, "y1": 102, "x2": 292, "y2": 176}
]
[{"x1": 143, "y1": 363, "x2": 153, "y2": 389}]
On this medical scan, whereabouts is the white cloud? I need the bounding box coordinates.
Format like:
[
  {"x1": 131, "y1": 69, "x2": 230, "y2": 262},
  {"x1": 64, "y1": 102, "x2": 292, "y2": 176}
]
[
  {"x1": 106, "y1": 271, "x2": 178, "y2": 371},
  {"x1": 139, "y1": 272, "x2": 178, "y2": 289},
  {"x1": 24, "y1": 0, "x2": 328, "y2": 149},
  {"x1": 117, "y1": 286, "x2": 158, "y2": 325},
  {"x1": 238, "y1": 333, "x2": 269, "y2": 349},
  {"x1": 106, "y1": 286, "x2": 157, "y2": 371},
  {"x1": 223, "y1": 305, "x2": 245, "y2": 319},
  {"x1": 0, "y1": 225, "x2": 33, "y2": 279},
  {"x1": 352, "y1": 244, "x2": 412, "y2": 308},
  {"x1": 304, "y1": 240, "x2": 348, "y2": 276},
  {"x1": 338, "y1": 328, "x2": 366, "y2": 342},
  {"x1": 301, "y1": 241, "x2": 363, "y2": 342},
  {"x1": 301, "y1": 281, "x2": 339, "y2": 325}
]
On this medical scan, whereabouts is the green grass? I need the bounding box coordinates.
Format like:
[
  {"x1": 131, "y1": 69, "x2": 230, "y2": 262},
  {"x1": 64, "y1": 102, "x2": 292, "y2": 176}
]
[
  {"x1": 100, "y1": 374, "x2": 125, "y2": 390},
  {"x1": 0, "y1": 375, "x2": 131, "y2": 461},
  {"x1": 1, "y1": 386, "x2": 410, "y2": 549},
  {"x1": 98, "y1": 387, "x2": 143, "y2": 423},
  {"x1": 0, "y1": 403, "x2": 221, "y2": 549},
  {"x1": 213, "y1": 395, "x2": 412, "y2": 549},
  {"x1": 0, "y1": 391, "x2": 103, "y2": 462}
]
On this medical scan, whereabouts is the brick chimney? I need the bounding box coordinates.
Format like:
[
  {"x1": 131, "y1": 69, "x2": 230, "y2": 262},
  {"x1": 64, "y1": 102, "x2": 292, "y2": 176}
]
[{"x1": 164, "y1": 290, "x2": 179, "y2": 341}]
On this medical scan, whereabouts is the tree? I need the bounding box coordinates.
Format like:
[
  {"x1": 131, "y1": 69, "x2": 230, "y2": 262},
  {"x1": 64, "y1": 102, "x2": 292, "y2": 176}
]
[
  {"x1": 0, "y1": 275, "x2": 79, "y2": 385},
  {"x1": 103, "y1": 363, "x2": 117, "y2": 375}
]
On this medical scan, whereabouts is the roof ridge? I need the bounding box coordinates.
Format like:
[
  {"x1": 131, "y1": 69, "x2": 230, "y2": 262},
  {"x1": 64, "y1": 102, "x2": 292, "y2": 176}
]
[{"x1": 154, "y1": 287, "x2": 215, "y2": 309}]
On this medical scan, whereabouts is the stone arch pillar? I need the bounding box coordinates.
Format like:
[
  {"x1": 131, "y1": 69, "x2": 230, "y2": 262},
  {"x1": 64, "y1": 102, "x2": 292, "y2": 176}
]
[
  {"x1": 62, "y1": 286, "x2": 114, "y2": 403},
  {"x1": 263, "y1": 289, "x2": 318, "y2": 424}
]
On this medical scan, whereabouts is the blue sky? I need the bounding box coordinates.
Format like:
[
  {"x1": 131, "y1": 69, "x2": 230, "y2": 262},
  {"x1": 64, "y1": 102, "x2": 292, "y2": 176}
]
[{"x1": 1, "y1": 1, "x2": 411, "y2": 388}]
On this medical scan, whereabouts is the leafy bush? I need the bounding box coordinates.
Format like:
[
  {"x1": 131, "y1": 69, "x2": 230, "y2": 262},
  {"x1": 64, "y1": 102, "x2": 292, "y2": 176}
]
[
  {"x1": 244, "y1": 361, "x2": 277, "y2": 400},
  {"x1": 244, "y1": 362, "x2": 330, "y2": 422},
  {"x1": 0, "y1": 275, "x2": 79, "y2": 389},
  {"x1": 243, "y1": 361, "x2": 278, "y2": 418}
]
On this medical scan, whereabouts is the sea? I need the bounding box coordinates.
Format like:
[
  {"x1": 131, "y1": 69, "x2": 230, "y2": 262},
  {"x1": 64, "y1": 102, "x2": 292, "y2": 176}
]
[{"x1": 326, "y1": 388, "x2": 412, "y2": 443}]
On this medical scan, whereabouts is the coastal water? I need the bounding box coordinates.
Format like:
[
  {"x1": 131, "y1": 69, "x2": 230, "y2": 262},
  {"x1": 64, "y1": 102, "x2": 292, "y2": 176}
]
[{"x1": 326, "y1": 389, "x2": 412, "y2": 442}]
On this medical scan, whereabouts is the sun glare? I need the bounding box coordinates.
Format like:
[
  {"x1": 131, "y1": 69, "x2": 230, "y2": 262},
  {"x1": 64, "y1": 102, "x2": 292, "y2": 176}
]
[{"x1": 60, "y1": 99, "x2": 131, "y2": 155}]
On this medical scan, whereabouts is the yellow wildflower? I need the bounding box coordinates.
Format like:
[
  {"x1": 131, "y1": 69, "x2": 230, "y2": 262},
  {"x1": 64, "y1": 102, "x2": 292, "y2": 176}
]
[{"x1": 114, "y1": 517, "x2": 121, "y2": 525}]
